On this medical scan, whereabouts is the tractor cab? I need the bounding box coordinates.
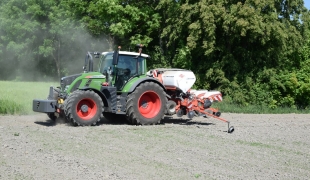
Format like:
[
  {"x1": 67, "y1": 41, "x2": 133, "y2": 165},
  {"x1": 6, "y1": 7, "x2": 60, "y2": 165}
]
[{"x1": 98, "y1": 51, "x2": 148, "y2": 90}]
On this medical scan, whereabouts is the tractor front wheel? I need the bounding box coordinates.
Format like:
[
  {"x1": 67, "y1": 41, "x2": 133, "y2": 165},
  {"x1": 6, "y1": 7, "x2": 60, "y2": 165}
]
[
  {"x1": 47, "y1": 113, "x2": 57, "y2": 121},
  {"x1": 126, "y1": 82, "x2": 167, "y2": 125},
  {"x1": 64, "y1": 90, "x2": 103, "y2": 126}
]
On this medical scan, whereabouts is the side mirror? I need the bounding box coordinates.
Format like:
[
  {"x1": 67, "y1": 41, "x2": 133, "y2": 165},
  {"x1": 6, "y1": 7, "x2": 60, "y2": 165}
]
[
  {"x1": 112, "y1": 46, "x2": 121, "y2": 65},
  {"x1": 112, "y1": 50, "x2": 119, "y2": 65}
]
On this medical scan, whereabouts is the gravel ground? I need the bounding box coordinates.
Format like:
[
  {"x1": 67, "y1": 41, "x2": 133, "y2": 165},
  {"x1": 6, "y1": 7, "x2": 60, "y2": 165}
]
[{"x1": 0, "y1": 113, "x2": 309, "y2": 180}]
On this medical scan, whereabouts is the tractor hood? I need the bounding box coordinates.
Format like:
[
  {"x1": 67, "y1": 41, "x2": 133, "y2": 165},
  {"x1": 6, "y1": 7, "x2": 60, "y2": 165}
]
[{"x1": 60, "y1": 73, "x2": 82, "y2": 91}]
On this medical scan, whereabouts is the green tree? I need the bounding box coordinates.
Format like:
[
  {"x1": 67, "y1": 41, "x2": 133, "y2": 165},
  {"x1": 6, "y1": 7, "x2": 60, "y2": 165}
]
[
  {"x1": 0, "y1": 0, "x2": 68, "y2": 80},
  {"x1": 67, "y1": 0, "x2": 161, "y2": 50},
  {"x1": 0, "y1": 0, "x2": 102, "y2": 80},
  {"x1": 0, "y1": 0, "x2": 41, "y2": 80},
  {"x1": 1, "y1": 0, "x2": 310, "y2": 109},
  {"x1": 157, "y1": 0, "x2": 310, "y2": 108}
]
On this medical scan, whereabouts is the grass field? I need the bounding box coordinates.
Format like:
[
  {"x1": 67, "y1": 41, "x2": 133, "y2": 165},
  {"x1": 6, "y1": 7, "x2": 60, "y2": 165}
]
[
  {"x1": 0, "y1": 81, "x2": 58, "y2": 115},
  {"x1": 0, "y1": 81, "x2": 309, "y2": 115},
  {"x1": 214, "y1": 101, "x2": 310, "y2": 114}
]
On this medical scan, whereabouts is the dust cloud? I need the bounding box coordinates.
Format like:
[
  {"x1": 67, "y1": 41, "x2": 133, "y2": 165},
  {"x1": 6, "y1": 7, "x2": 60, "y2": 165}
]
[{"x1": 0, "y1": 19, "x2": 111, "y2": 82}]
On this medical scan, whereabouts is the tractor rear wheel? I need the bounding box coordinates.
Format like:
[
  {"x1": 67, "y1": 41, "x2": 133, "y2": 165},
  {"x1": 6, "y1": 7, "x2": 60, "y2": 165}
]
[
  {"x1": 64, "y1": 90, "x2": 103, "y2": 126},
  {"x1": 126, "y1": 82, "x2": 167, "y2": 125}
]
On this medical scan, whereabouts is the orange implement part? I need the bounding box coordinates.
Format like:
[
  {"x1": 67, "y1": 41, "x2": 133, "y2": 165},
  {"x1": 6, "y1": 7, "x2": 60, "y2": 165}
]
[{"x1": 192, "y1": 107, "x2": 229, "y2": 124}]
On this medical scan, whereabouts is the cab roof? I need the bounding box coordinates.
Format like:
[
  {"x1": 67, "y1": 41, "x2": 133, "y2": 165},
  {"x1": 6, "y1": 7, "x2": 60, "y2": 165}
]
[{"x1": 101, "y1": 51, "x2": 150, "y2": 58}]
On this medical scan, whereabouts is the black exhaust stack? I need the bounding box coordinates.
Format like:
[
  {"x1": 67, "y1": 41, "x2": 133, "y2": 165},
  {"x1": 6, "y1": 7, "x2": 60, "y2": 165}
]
[{"x1": 83, "y1": 51, "x2": 93, "y2": 72}]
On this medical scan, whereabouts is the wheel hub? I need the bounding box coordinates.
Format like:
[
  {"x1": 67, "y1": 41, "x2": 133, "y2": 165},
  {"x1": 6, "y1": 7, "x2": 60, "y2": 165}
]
[
  {"x1": 141, "y1": 100, "x2": 148, "y2": 109},
  {"x1": 81, "y1": 104, "x2": 89, "y2": 113}
]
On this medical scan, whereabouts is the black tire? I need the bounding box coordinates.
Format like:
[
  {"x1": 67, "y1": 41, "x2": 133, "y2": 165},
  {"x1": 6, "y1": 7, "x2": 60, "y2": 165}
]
[
  {"x1": 126, "y1": 82, "x2": 167, "y2": 125},
  {"x1": 47, "y1": 113, "x2": 57, "y2": 121},
  {"x1": 64, "y1": 90, "x2": 103, "y2": 126},
  {"x1": 214, "y1": 111, "x2": 221, "y2": 117},
  {"x1": 165, "y1": 100, "x2": 176, "y2": 115}
]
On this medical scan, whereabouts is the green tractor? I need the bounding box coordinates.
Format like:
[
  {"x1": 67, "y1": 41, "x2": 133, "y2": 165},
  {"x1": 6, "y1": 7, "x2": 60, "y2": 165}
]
[
  {"x1": 33, "y1": 45, "x2": 234, "y2": 132},
  {"x1": 33, "y1": 45, "x2": 167, "y2": 126}
]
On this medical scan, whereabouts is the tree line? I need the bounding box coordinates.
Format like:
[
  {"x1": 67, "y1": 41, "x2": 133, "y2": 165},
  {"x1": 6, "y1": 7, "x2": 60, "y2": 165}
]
[{"x1": 0, "y1": 0, "x2": 310, "y2": 109}]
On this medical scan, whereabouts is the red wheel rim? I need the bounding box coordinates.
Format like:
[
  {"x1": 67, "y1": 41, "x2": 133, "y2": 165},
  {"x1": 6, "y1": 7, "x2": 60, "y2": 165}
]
[
  {"x1": 138, "y1": 91, "x2": 161, "y2": 118},
  {"x1": 76, "y1": 98, "x2": 97, "y2": 120}
]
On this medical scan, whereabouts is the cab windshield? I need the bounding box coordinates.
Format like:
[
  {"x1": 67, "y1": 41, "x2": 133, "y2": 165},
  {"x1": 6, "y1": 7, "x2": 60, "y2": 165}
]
[
  {"x1": 99, "y1": 53, "x2": 145, "y2": 76},
  {"x1": 99, "y1": 52, "x2": 146, "y2": 90},
  {"x1": 99, "y1": 53, "x2": 113, "y2": 73}
]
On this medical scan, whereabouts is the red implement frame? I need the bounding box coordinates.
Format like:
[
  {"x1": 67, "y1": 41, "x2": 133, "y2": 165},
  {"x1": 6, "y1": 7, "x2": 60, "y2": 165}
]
[{"x1": 192, "y1": 106, "x2": 234, "y2": 133}]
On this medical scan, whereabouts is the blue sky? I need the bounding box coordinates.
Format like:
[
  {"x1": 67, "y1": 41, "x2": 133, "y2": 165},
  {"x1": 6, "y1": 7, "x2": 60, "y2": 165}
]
[{"x1": 305, "y1": 0, "x2": 310, "y2": 9}]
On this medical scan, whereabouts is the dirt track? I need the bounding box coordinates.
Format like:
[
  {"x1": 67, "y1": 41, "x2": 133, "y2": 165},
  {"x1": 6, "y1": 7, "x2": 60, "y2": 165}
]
[{"x1": 0, "y1": 113, "x2": 309, "y2": 180}]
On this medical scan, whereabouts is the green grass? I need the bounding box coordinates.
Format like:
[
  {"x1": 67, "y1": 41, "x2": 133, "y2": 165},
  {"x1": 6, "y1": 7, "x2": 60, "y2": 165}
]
[
  {"x1": 214, "y1": 101, "x2": 310, "y2": 114},
  {"x1": 0, "y1": 81, "x2": 58, "y2": 115}
]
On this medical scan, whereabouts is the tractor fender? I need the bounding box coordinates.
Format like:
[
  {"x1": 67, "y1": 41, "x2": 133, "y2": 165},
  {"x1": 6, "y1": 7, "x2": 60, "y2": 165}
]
[
  {"x1": 78, "y1": 87, "x2": 110, "y2": 109},
  {"x1": 127, "y1": 77, "x2": 167, "y2": 93}
]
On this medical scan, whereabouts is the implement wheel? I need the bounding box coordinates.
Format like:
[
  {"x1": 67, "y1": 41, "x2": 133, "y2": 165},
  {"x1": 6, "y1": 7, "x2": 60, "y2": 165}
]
[
  {"x1": 64, "y1": 90, "x2": 103, "y2": 126},
  {"x1": 165, "y1": 100, "x2": 176, "y2": 115},
  {"x1": 126, "y1": 82, "x2": 167, "y2": 125}
]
